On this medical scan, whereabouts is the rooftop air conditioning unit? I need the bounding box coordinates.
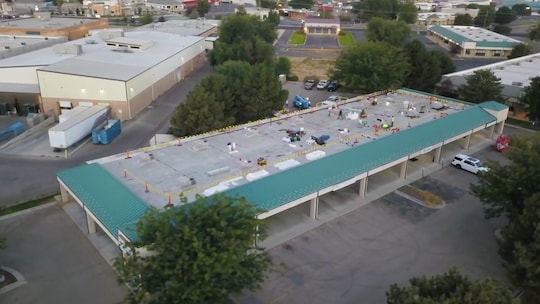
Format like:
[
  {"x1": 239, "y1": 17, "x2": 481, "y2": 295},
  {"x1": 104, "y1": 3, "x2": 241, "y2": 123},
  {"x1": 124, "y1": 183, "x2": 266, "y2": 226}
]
[
  {"x1": 21, "y1": 42, "x2": 26, "y2": 45},
  {"x1": 4, "y1": 46, "x2": 10, "y2": 49}
]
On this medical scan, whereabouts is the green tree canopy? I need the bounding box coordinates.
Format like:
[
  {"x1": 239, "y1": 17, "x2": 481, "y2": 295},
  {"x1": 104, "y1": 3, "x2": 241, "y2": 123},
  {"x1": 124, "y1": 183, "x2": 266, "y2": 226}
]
[
  {"x1": 366, "y1": 17, "x2": 411, "y2": 48},
  {"x1": 512, "y1": 4, "x2": 532, "y2": 16},
  {"x1": 458, "y1": 69, "x2": 504, "y2": 103},
  {"x1": 471, "y1": 134, "x2": 540, "y2": 302},
  {"x1": 471, "y1": 133, "x2": 540, "y2": 221},
  {"x1": 529, "y1": 22, "x2": 540, "y2": 41},
  {"x1": 474, "y1": 6, "x2": 496, "y2": 27},
  {"x1": 508, "y1": 43, "x2": 533, "y2": 59},
  {"x1": 519, "y1": 76, "x2": 540, "y2": 123},
  {"x1": 454, "y1": 13, "x2": 474, "y2": 26},
  {"x1": 495, "y1": 6, "x2": 517, "y2": 24},
  {"x1": 386, "y1": 267, "x2": 516, "y2": 304},
  {"x1": 196, "y1": 0, "x2": 211, "y2": 17},
  {"x1": 502, "y1": 193, "x2": 540, "y2": 301},
  {"x1": 356, "y1": 0, "x2": 399, "y2": 20},
  {"x1": 288, "y1": 0, "x2": 313, "y2": 9},
  {"x1": 403, "y1": 40, "x2": 441, "y2": 92},
  {"x1": 169, "y1": 85, "x2": 227, "y2": 137},
  {"x1": 210, "y1": 14, "x2": 277, "y2": 66},
  {"x1": 330, "y1": 41, "x2": 410, "y2": 92},
  {"x1": 275, "y1": 56, "x2": 291, "y2": 76},
  {"x1": 398, "y1": 2, "x2": 418, "y2": 24},
  {"x1": 403, "y1": 40, "x2": 456, "y2": 92},
  {"x1": 114, "y1": 194, "x2": 273, "y2": 304}
]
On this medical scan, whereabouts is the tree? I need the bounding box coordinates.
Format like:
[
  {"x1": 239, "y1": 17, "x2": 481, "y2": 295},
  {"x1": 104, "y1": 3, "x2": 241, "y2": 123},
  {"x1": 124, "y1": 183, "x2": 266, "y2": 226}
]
[
  {"x1": 403, "y1": 40, "x2": 442, "y2": 92},
  {"x1": 471, "y1": 133, "x2": 540, "y2": 221},
  {"x1": 139, "y1": 13, "x2": 153, "y2": 25},
  {"x1": 239, "y1": 63, "x2": 288, "y2": 122},
  {"x1": 0, "y1": 236, "x2": 6, "y2": 249},
  {"x1": 453, "y1": 13, "x2": 474, "y2": 26},
  {"x1": 196, "y1": 0, "x2": 211, "y2": 17},
  {"x1": 502, "y1": 193, "x2": 540, "y2": 302},
  {"x1": 458, "y1": 69, "x2": 504, "y2": 103},
  {"x1": 508, "y1": 43, "x2": 533, "y2": 59},
  {"x1": 169, "y1": 85, "x2": 227, "y2": 137},
  {"x1": 398, "y1": 2, "x2": 417, "y2": 24},
  {"x1": 366, "y1": 17, "x2": 411, "y2": 48},
  {"x1": 529, "y1": 22, "x2": 540, "y2": 41},
  {"x1": 288, "y1": 0, "x2": 313, "y2": 10},
  {"x1": 519, "y1": 76, "x2": 540, "y2": 123},
  {"x1": 114, "y1": 194, "x2": 273, "y2": 304},
  {"x1": 495, "y1": 6, "x2": 517, "y2": 24},
  {"x1": 471, "y1": 134, "x2": 540, "y2": 302},
  {"x1": 357, "y1": 0, "x2": 399, "y2": 20},
  {"x1": 431, "y1": 50, "x2": 456, "y2": 75},
  {"x1": 386, "y1": 267, "x2": 516, "y2": 304},
  {"x1": 266, "y1": 10, "x2": 280, "y2": 27},
  {"x1": 330, "y1": 41, "x2": 410, "y2": 92},
  {"x1": 512, "y1": 4, "x2": 532, "y2": 17},
  {"x1": 474, "y1": 6, "x2": 496, "y2": 27},
  {"x1": 493, "y1": 24, "x2": 512, "y2": 35},
  {"x1": 275, "y1": 56, "x2": 291, "y2": 77},
  {"x1": 210, "y1": 14, "x2": 276, "y2": 65}
]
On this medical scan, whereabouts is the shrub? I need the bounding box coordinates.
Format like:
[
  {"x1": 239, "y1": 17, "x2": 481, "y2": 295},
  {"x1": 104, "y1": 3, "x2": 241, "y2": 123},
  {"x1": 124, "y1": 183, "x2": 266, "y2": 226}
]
[{"x1": 287, "y1": 75, "x2": 299, "y2": 81}]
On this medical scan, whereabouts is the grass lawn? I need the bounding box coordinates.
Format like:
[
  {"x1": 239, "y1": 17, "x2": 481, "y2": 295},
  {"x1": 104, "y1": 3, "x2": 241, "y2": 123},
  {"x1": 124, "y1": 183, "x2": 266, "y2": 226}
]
[
  {"x1": 506, "y1": 117, "x2": 540, "y2": 131},
  {"x1": 0, "y1": 194, "x2": 58, "y2": 217},
  {"x1": 288, "y1": 31, "x2": 306, "y2": 45},
  {"x1": 338, "y1": 31, "x2": 355, "y2": 47}
]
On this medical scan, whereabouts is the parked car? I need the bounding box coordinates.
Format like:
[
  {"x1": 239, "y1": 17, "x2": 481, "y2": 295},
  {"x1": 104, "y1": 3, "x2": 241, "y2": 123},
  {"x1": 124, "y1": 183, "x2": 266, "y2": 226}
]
[
  {"x1": 327, "y1": 80, "x2": 339, "y2": 92},
  {"x1": 316, "y1": 80, "x2": 329, "y2": 90},
  {"x1": 304, "y1": 79, "x2": 316, "y2": 90},
  {"x1": 451, "y1": 154, "x2": 489, "y2": 174}
]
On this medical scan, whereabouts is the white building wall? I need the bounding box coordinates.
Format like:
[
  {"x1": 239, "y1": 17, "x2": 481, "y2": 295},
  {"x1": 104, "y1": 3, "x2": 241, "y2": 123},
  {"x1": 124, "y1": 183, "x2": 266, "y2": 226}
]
[
  {"x1": 37, "y1": 71, "x2": 127, "y2": 101},
  {"x1": 0, "y1": 66, "x2": 44, "y2": 84},
  {"x1": 149, "y1": 39, "x2": 205, "y2": 82},
  {"x1": 126, "y1": 69, "x2": 153, "y2": 98}
]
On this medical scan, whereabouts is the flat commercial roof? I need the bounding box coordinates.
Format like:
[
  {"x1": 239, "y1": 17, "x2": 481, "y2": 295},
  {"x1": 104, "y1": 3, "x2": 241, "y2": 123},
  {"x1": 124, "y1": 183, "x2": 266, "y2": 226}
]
[
  {"x1": 57, "y1": 89, "x2": 505, "y2": 241},
  {"x1": 0, "y1": 17, "x2": 100, "y2": 30},
  {"x1": 0, "y1": 31, "x2": 205, "y2": 81},
  {"x1": 444, "y1": 52, "x2": 540, "y2": 88},
  {"x1": 134, "y1": 19, "x2": 220, "y2": 37},
  {"x1": 429, "y1": 25, "x2": 521, "y2": 49}
]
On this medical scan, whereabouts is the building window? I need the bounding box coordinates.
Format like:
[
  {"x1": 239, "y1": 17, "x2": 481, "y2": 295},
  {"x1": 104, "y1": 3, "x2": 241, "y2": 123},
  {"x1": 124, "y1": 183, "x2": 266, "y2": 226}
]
[
  {"x1": 475, "y1": 49, "x2": 486, "y2": 56},
  {"x1": 493, "y1": 50, "x2": 503, "y2": 57}
]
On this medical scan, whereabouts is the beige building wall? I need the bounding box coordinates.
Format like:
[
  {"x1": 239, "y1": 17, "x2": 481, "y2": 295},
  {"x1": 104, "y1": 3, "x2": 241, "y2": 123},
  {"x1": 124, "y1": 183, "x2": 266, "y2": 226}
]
[{"x1": 0, "y1": 66, "x2": 44, "y2": 84}]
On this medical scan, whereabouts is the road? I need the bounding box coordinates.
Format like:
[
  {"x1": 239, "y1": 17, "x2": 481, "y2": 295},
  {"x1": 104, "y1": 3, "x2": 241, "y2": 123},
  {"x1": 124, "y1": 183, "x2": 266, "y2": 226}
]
[
  {"x1": 234, "y1": 143, "x2": 517, "y2": 304},
  {"x1": 0, "y1": 63, "x2": 214, "y2": 207}
]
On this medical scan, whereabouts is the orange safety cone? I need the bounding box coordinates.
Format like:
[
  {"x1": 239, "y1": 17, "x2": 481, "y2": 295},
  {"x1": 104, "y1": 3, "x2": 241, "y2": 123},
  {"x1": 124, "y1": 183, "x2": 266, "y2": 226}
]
[
  {"x1": 355, "y1": 136, "x2": 359, "y2": 144},
  {"x1": 145, "y1": 183, "x2": 149, "y2": 193},
  {"x1": 168, "y1": 195, "x2": 172, "y2": 205},
  {"x1": 125, "y1": 150, "x2": 131, "y2": 159}
]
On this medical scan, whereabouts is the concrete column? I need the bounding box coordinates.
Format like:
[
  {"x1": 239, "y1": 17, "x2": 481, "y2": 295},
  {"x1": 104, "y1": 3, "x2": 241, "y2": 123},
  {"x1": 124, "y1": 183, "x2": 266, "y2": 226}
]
[
  {"x1": 496, "y1": 121, "x2": 505, "y2": 135},
  {"x1": 464, "y1": 134, "x2": 472, "y2": 150},
  {"x1": 310, "y1": 197, "x2": 319, "y2": 219},
  {"x1": 433, "y1": 146, "x2": 442, "y2": 164},
  {"x1": 59, "y1": 184, "x2": 69, "y2": 203},
  {"x1": 488, "y1": 124, "x2": 495, "y2": 139},
  {"x1": 358, "y1": 177, "x2": 367, "y2": 197},
  {"x1": 86, "y1": 212, "x2": 96, "y2": 234},
  {"x1": 400, "y1": 161, "x2": 407, "y2": 179}
]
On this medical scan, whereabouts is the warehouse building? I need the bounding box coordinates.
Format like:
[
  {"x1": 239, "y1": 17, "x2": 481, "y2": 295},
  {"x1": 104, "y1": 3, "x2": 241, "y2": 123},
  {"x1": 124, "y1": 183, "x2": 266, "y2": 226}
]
[
  {"x1": 56, "y1": 89, "x2": 508, "y2": 249},
  {"x1": 428, "y1": 25, "x2": 521, "y2": 58},
  {"x1": 0, "y1": 29, "x2": 206, "y2": 120},
  {"x1": 441, "y1": 52, "x2": 540, "y2": 117}
]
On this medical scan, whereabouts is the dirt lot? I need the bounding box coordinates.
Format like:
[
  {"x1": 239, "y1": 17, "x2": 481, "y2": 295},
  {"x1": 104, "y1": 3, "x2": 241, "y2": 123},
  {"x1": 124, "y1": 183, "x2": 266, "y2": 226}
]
[{"x1": 289, "y1": 57, "x2": 336, "y2": 81}]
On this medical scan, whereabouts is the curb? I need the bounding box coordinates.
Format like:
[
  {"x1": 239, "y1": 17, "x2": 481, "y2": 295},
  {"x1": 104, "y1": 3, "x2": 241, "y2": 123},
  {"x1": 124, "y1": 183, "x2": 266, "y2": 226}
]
[
  {"x1": 394, "y1": 190, "x2": 446, "y2": 210},
  {"x1": 0, "y1": 201, "x2": 57, "y2": 222},
  {"x1": 0, "y1": 266, "x2": 27, "y2": 295}
]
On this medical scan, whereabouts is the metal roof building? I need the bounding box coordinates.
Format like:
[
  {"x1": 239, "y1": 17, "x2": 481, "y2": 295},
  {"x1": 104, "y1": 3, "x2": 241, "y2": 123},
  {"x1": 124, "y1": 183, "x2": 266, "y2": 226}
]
[
  {"x1": 428, "y1": 25, "x2": 522, "y2": 58},
  {"x1": 442, "y1": 52, "x2": 540, "y2": 101},
  {"x1": 56, "y1": 89, "x2": 509, "y2": 247}
]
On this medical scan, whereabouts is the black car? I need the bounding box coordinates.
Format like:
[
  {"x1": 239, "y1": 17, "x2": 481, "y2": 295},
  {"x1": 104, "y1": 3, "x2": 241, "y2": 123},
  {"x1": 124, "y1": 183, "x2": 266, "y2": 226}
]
[{"x1": 327, "y1": 80, "x2": 339, "y2": 92}]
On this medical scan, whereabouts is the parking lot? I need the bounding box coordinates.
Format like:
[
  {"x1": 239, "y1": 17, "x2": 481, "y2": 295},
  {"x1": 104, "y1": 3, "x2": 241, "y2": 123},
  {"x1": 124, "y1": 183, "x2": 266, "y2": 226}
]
[{"x1": 234, "y1": 146, "x2": 510, "y2": 304}]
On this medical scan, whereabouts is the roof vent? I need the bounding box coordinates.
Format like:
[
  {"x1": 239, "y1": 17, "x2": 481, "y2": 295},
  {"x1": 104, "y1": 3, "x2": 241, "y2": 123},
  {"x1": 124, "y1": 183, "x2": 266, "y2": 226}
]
[
  {"x1": 511, "y1": 82, "x2": 523, "y2": 87},
  {"x1": 497, "y1": 66, "x2": 504, "y2": 70},
  {"x1": 4, "y1": 46, "x2": 10, "y2": 49},
  {"x1": 85, "y1": 39, "x2": 97, "y2": 44}
]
